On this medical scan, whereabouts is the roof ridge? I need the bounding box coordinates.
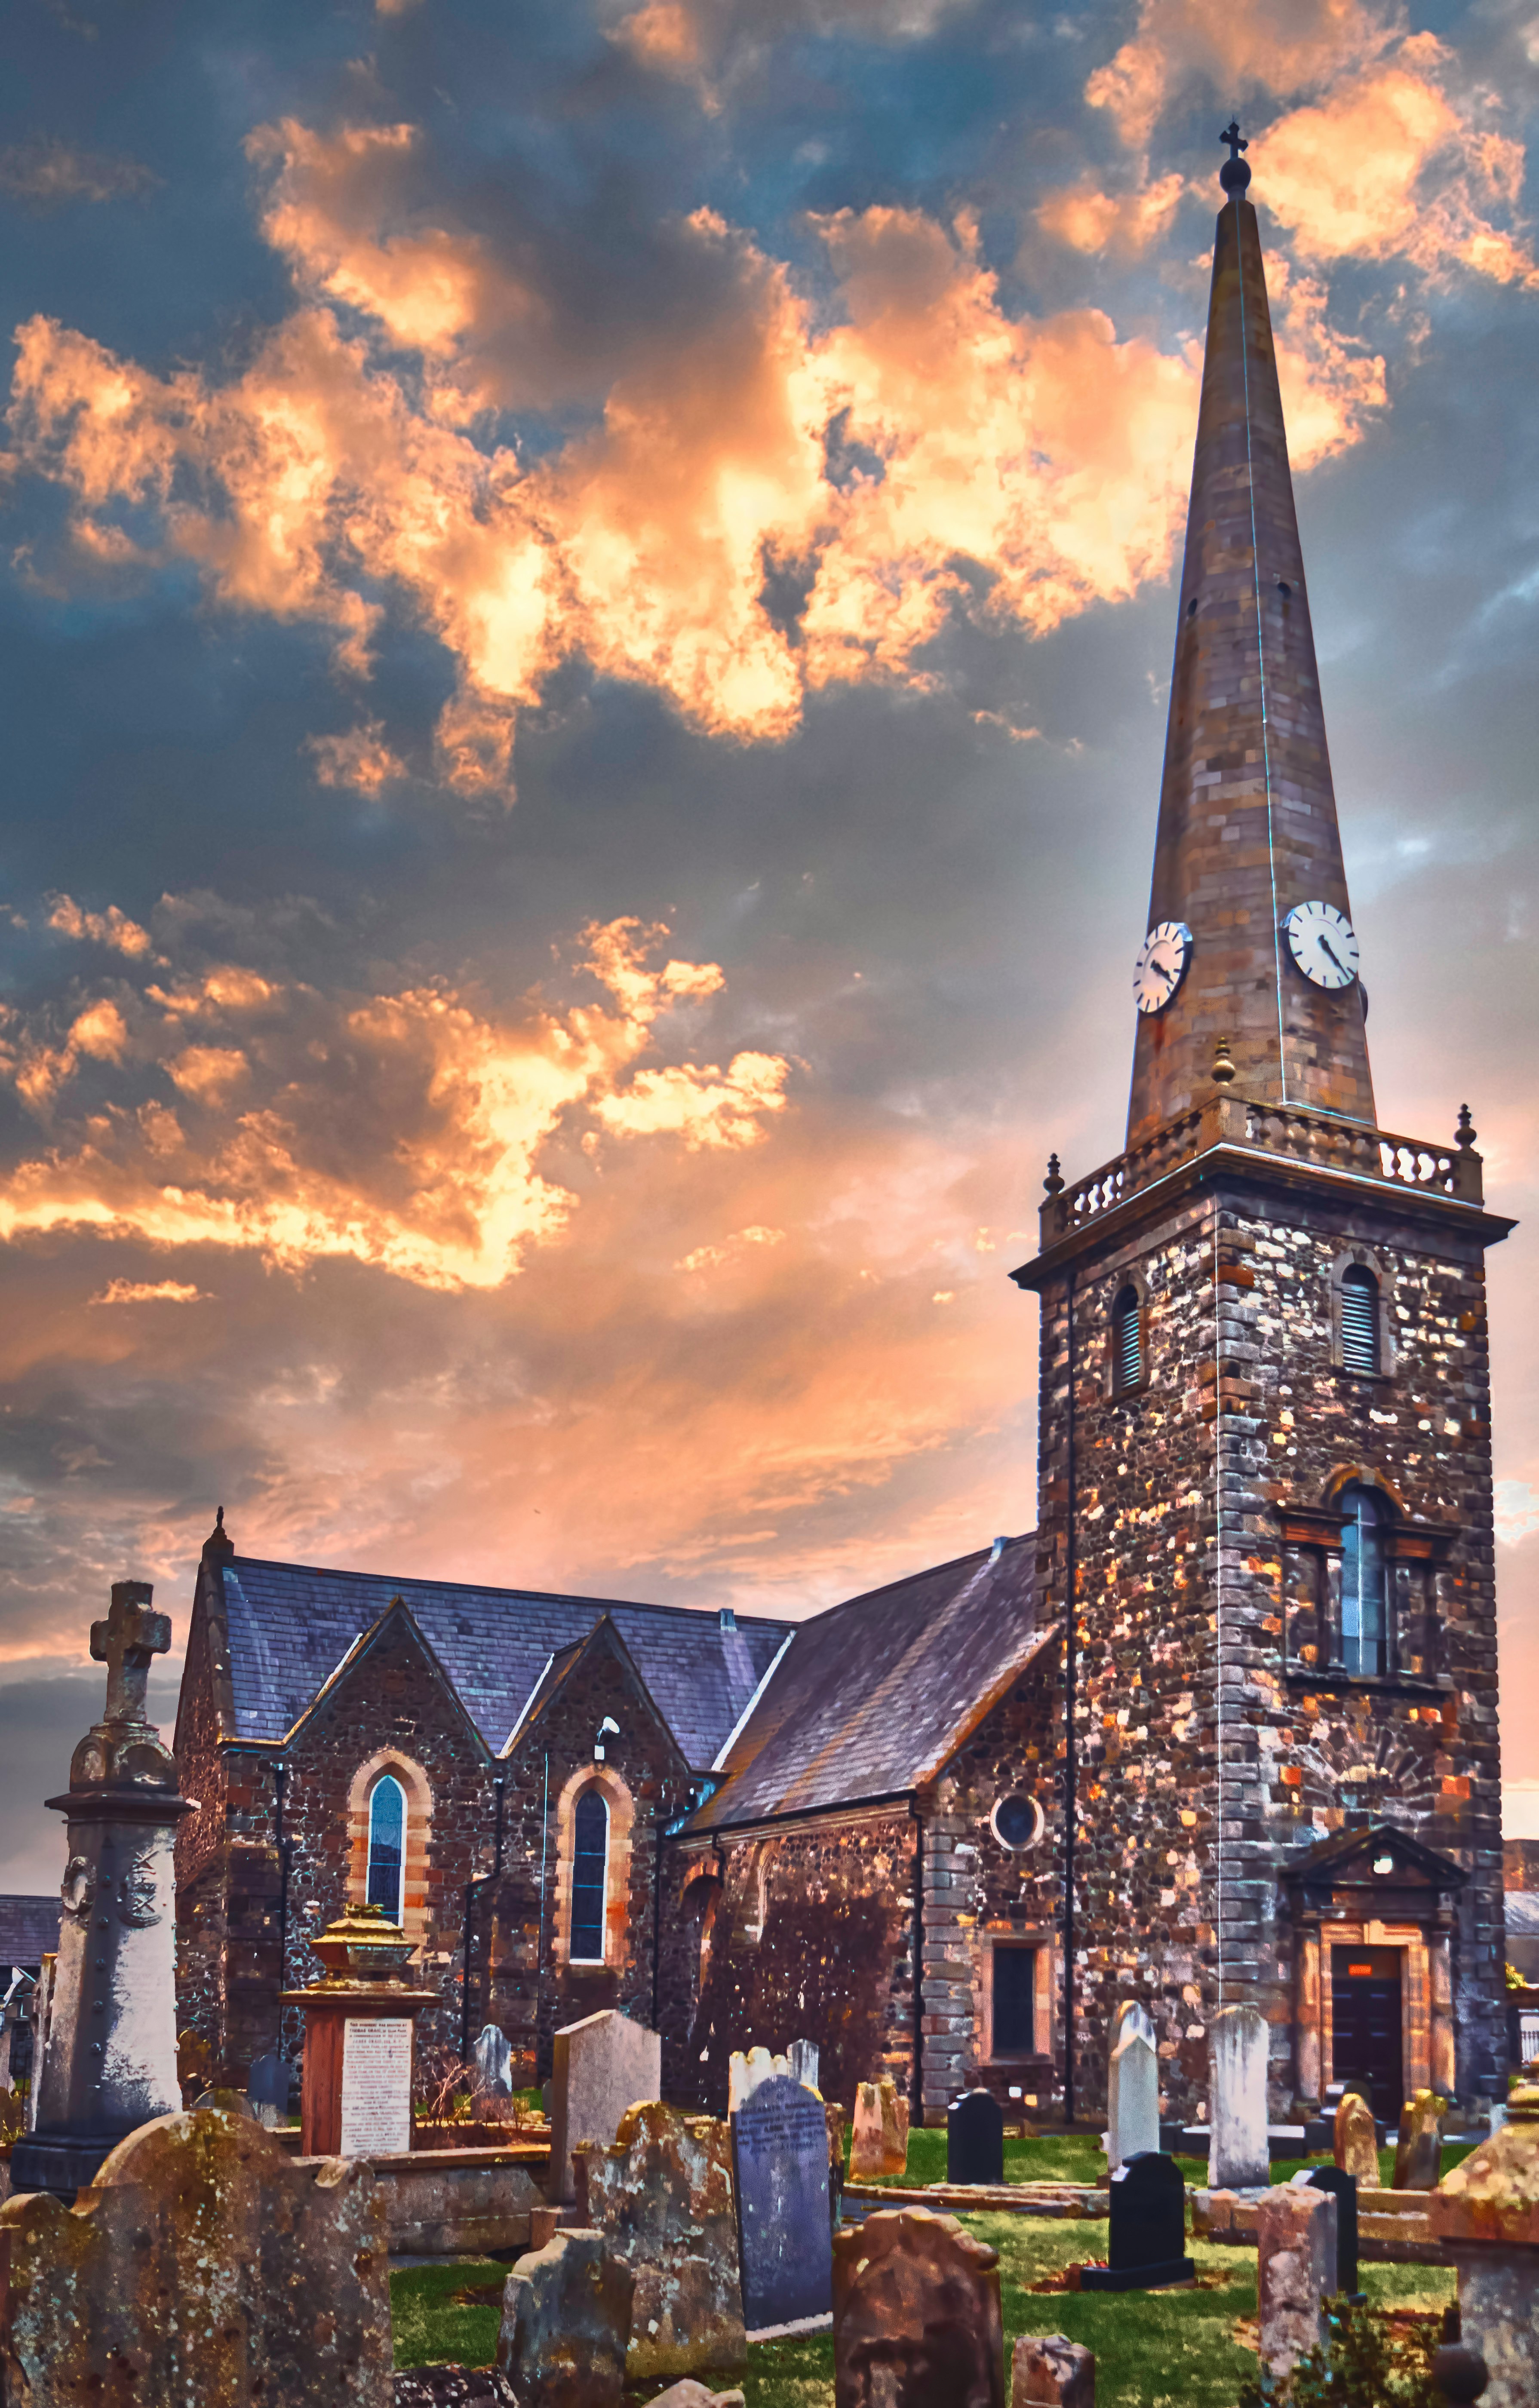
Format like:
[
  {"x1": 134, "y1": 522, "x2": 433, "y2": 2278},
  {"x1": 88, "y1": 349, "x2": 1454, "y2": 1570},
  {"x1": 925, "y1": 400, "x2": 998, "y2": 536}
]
[
  {"x1": 226, "y1": 1555, "x2": 796, "y2": 1629},
  {"x1": 793, "y1": 1532, "x2": 1035, "y2": 1628}
]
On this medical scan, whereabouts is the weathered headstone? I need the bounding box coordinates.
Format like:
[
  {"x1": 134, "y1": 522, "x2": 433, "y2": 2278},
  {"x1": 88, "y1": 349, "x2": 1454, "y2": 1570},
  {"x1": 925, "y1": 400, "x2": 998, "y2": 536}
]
[
  {"x1": 473, "y1": 2023, "x2": 513, "y2": 2099},
  {"x1": 10, "y1": 1583, "x2": 190, "y2": 2199},
  {"x1": 1104, "y1": 2001, "x2": 1155, "y2": 2172},
  {"x1": 731, "y1": 2073, "x2": 832, "y2": 2334},
  {"x1": 948, "y1": 2089, "x2": 1005, "y2": 2186},
  {"x1": 1207, "y1": 2004, "x2": 1270, "y2": 2190},
  {"x1": 1081, "y1": 2151, "x2": 1193, "y2": 2290},
  {"x1": 832, "y1": 2206, "x2": 1004, "y2": 2408},
  {"x1": 495, "y1": 2228, "x2": 632, "y2": 2408},
  {"x1": 788, "y1": 2038, "x2": 820, "y2": 2092},
  {"x1": 580, "y1": 2101, "x2": 746, "y2": 2383},
  {"x1": 728, "y1": 2044, "x2": 786, "y2": 2112},
  {"x1": 1427, "y1": 2078, "x2": 1539, "y2": 2408},
  {"x1": 1258, "y1": 2183, "x2": 1336, "y2": 2383},
  {"x1": 393, "y1": 2374, "x2": 520, "y2": 2406},
  {"x1": 1105, "y1": 2031, "x2": 1159, "y2": 2174},
  {"x1": 1393, "y1": 2089, "x2": 1446, "y2": 2190},
  {"x1": 1303, "y1": 2164, "x2": 1361, "y2": 2297},
  {"x1": 1334, "y1": 2089, "x2": 1379, "y2": 2183},
  {"x1": 0, "y1": 2105, "x2": 389, "y2": 2405},
  {"x1": 641, "y1": 2385, "x2": 747, "y2": 2408},
  {"x1": 550, "y1": 2008, "x2": 661, "y2": 2205},
  {"x1": 1010, "y1": 2333, "x2": 1096, "y2": 2408},
  {"x1": 849, "y1": 2077, "x2": 908, "y2": 2180},
  {"x1": 249, "y1": 2051, "x2": 290, "y2": 2130}
]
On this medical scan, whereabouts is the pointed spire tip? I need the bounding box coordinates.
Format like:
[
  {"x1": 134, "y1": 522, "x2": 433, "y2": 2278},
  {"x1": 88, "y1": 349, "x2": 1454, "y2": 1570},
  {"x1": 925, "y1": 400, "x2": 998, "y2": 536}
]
[{"x1": 1220, "y1": 118, "x2": 1251, "y2": 196}]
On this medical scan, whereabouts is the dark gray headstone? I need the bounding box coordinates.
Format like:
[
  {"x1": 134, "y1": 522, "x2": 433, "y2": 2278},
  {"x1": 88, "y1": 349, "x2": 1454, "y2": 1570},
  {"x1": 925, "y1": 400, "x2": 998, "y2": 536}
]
[
  {"x1": 947, "y1": 2088, "x2": 1004, "y2": 2185},
  {"x1": 248, "y1": 2053, "x2": 289, "y2": 2112},
  {"x1": 1304, "y1": 2164, "x2": 1362, "y2": 2299},
  {"x1": 731, "y1": 2072, "x2": 832, "y2": 2333},
  {"x1": 1080, "y1": 2150, "x2": 1194, "y2": 2291}
]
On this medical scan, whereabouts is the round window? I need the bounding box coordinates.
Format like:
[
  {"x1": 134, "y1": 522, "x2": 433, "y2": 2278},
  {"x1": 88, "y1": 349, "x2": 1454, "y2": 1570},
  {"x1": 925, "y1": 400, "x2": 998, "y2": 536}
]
[{"x1": 991, "y1": 1794, "x2": 1043, "y2": 1853}]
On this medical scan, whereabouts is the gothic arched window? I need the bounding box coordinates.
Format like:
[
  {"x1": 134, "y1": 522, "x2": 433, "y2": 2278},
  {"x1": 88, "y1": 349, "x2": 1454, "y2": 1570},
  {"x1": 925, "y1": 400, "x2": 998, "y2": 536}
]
[
  {"x1": 1339, "y1": 1265, "x2": 1380, "y2": 1377},
  {"x1": 1112, "y1": 1284, "x2": 1143, "y2": 1395},
  {"x1": 1339, "y1": 1484, "x2": 1388, "y2": 1677},
  {"x1": 366, "y1": 1774, "x2": 405, "y2": 1924},
  {"x1": 570, "y1": 1788, "x2": 609, "y2": 1964}
]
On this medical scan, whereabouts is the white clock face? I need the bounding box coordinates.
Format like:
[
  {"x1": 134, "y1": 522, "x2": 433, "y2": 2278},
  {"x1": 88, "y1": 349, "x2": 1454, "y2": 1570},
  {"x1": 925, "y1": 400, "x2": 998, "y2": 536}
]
[
  {"x1": 1133, "y1": 920, "x2": 1193, "y2": 1015},
  {"x1": 1284, "y1": 901, "x2": 1360, "y2": 991}
]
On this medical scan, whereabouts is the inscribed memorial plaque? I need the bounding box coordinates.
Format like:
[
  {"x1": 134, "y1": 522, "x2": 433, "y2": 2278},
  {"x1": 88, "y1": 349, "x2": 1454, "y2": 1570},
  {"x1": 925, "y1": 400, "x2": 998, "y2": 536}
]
[
  {"x1": 340, "y1": 2018, "x2": 412, "y2": 2157},
  {"x1": 731, "y1": 2074, "x2": 832, "y2": 2334}
]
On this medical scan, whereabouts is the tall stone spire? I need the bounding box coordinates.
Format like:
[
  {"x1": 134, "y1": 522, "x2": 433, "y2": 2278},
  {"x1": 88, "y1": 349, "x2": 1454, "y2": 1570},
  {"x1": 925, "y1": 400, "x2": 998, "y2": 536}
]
[{"x1": 1126, "y1": 123, "x2": 1376, "y2": 1148}]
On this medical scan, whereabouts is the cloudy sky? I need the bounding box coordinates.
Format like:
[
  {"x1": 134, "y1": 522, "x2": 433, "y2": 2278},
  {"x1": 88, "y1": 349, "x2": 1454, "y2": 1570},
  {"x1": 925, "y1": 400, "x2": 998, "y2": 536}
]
[{"x1": 1, "y1": 0, "x2": 1536, "y2": 1889}]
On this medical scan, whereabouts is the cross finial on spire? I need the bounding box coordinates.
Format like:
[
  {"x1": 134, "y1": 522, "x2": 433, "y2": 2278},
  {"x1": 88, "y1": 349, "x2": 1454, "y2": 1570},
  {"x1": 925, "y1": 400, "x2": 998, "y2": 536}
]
[
  {"x1": 90, "y1": 1580, "x2": 171, "y2": 1725},
  {"x1": 1219, "y1": 118, "x2": 1252, "y2": 195}
]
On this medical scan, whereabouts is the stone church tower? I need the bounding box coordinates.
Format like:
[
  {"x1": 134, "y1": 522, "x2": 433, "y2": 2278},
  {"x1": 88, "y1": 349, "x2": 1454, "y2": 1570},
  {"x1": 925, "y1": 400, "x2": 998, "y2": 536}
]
[{"x1": 1014, "y1": 129, "x2": 1514, "y2": 2129}]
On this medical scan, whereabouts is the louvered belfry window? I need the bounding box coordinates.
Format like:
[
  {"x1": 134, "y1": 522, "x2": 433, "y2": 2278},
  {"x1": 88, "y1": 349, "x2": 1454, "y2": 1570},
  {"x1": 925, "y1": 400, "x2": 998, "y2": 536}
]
[
  {"x1": 1112, "y1": 1285, "x2": 1142, "y2": 1394},
  {"x1": 1340, "y1": 1265, "x2": 1380, "y2": 1376}
]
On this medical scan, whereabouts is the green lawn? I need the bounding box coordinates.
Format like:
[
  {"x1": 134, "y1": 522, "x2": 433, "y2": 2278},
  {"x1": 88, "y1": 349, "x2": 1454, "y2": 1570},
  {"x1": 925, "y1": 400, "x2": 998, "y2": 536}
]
[
  {"x1": 390, "y1": 2125, "x2": 1462, "y2": 2402},
  {"x1": 865, "y1": 2126, "x2": 1479, "y2": 2194}
]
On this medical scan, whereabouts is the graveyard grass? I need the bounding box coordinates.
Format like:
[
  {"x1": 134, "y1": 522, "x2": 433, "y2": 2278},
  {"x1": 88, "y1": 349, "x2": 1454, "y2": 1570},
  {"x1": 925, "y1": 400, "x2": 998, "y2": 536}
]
[{"x1": 390, "y1": 2129, "x2": 1461, "y2": 2402}]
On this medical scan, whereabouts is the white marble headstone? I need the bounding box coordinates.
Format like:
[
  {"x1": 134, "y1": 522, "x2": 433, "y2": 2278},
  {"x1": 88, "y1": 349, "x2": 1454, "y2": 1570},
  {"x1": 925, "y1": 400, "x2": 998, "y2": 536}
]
[
  {"x1": 474, "y1": 2021, "x2": 514, "y2": 2098},
  {"x1": 1108, "y1": 2029, "x2": 1160, "y2": 2170},
  {"x1": 1209, "y1": 2004, "x2": 1271, "y2": 2189}
]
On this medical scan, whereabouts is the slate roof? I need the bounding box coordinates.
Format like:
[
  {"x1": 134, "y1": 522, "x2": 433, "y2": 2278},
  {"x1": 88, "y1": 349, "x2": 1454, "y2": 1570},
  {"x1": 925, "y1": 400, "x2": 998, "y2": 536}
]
[
  {"x1": 689, "y1": 1534, "x2": 1046, "y2": 1830},
  {"x1": 1505, "y1": 1891, "x2": 1539, "y2": 1935},
  {"x1": 0, "y1": 1896, "x2": 61, "y2": 1969},
  {"x1": 215, "y1": 1555, "x2": 793, "y2": 1771}
]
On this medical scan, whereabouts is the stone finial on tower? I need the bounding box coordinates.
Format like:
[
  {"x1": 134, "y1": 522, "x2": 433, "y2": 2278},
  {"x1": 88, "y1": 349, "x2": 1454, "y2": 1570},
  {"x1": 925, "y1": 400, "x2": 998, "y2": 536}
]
[
  {"x1": 1044, "y1": 1152, "x2": 1065, "y2": 1199},
  {"x1": 1213, "y1": 1036, "x2": 1236, "y2": 1087},
  {"x1": 203, "y1": 1503, "x2": 234, "y2": 1558},
  {"x1": 1456, "y1": 1103, "x2": 1477, "y2": 1152},
  {"x1": 1220, "y1": 119, "x2": 1250, "y2": 194}
]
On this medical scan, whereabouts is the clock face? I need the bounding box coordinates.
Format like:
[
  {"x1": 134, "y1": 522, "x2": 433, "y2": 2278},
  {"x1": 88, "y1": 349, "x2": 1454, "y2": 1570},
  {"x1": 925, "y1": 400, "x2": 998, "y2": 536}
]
[
  {"x1": 1133, "y1": 920, "x2": 1193, "y2": 1015},
  {"x1": 1283, "y1": 901, "x2": 1360, "y2": 991}
]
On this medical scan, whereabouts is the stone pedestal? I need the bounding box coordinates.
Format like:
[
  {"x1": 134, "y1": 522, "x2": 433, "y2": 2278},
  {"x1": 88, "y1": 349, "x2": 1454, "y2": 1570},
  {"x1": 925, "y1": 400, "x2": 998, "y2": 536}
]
[
  {"x1": 1427, "y1": 2080, "x2": 1539, "y2": 2408},
  {"x1": 282, "y1": 1903, "x2": 435, "y2": 2157},
  {"x1": 10, "y1": 1583, "x2": 192, "y2": 2201}
]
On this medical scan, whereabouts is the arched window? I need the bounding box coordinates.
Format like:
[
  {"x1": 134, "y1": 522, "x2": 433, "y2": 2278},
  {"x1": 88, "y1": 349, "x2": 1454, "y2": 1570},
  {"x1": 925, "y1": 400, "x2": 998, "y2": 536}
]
[
  {"x1": 1112, "y1": 1284, "x2": 1143, "y2": 1395},
  {"x1": 570, "y1": 1788, "x2": 609, "y2": 1964},
  {"x1": 1339, "y1": 1484, "x2": 1388, "y2": 1677},
  {"x1": 366, "y1": 1774, "x2": 405, "y2": 1924},
  {"x1": 1339, "y1": 1265, "x2": 1380, "y2": 1376}
]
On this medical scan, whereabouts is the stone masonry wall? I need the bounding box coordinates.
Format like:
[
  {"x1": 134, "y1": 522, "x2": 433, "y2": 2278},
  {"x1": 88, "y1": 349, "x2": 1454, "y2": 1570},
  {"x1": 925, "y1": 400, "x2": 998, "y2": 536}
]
[
  {"x1": 663, "y1": 1807, "x2": 917, "y2": 2116},
  {"x1": 1032, "y1": 1162, "x2": 1505, "y2": 2123}
]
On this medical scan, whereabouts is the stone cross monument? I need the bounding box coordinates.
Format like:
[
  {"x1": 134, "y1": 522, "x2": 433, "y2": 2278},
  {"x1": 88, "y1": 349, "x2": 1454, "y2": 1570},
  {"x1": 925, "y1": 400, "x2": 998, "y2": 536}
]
[{"x1": 9, "y1": 1579, "x2": 192, "y2": 2198}]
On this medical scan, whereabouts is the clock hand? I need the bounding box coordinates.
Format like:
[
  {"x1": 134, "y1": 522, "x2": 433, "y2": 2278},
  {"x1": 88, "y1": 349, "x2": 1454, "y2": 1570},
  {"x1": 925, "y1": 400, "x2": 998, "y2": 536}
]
[{"x1": 1319, "y1": 935, "x2": 1347, "y2": 975}]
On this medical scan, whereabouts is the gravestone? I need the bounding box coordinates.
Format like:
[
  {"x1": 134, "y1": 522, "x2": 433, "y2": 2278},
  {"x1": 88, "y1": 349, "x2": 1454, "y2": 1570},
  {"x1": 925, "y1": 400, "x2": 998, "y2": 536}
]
[
  {"x1": 1081, "y1": 2152, "x2": 1193, "y2": 2291},
  {"x1": 728, "y1": 2044, "x2": 786, "y2": 2112},
  {"x1": 473, "y1": 2024, "x2": 513, "y2": 2099},
  {"x1": 1258, "y1": 2184, "x2": 1336, "y2": 2383},
  {"x1": 1207, "y1": 2005, "x2": 1270, "y2": 2190},
  {"x1": 550, "y1": 2008, "x2": 661, "y2": 2205},
  {"x1": 789, "y1": 2038, "x2": 820, "y2": 2092},
  {"x1": 1427, "y1": 2078, "x2": 1539, "y2": 2408},
  {"x1": 10, "y1": 1583, "x2": 191, "y2": 2199},
  {"x1": 0, "y1": 2104, "x2": 390, "y2": 2406},
  {"x1": 1105, "y1": 2031, "x2": 1159, "y2": 2174},
  {"x1": 832, "y1": 2206, "x2": 1004, "y2": 2408},
  {"x1": 1393, "y1": 2089, "x2": 1446, "y2": 2190},
  {"x1": 1010, "y1": 2334, "x2": 1095, "y2": 2408},
  {"x1": 393, "y1": 2375, "x2": 519, "y2": 2406},
  {"x1": 1334, "y1": 2089, "x2": 1379, "y2": 2183},
  {"x1": 948, "y1": 2089, "x2": 1005, "y2": 2186},
  {"x1": 1303, "y1": 2165, "x2": 1361, "y2": 2298},
  {"x1": 580, "y1": 2100, "x2": 746, "y2": 2383},
  {"x1": 495, "y1": 2228, "x2": 632, "y2": 2408},
  {"x1": 283, "y1": 1902, "x2": 435, "y2": 2157},
  {"x1": 643, "y1": 2387, "x2": 748, "y2": 2408},
  {"x1": 849, "y1": 2077, "x2": 908, "y2": 2180},
  {"x1": 731, "y1": 2072, "x2": 832, "y2": 2334},
  {"x1": 1105, "y1": 2001, "x2": 1156, "y2": 2172},
  {"x1": 249, "y1": 2052, "x2": 290, "y2": 2130}
]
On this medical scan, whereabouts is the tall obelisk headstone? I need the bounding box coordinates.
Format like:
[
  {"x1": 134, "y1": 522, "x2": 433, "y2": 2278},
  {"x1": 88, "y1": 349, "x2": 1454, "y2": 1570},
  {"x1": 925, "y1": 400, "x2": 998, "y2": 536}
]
[{"x1": 10, "y1": 1580, "x2": 190, "y2": 2198}]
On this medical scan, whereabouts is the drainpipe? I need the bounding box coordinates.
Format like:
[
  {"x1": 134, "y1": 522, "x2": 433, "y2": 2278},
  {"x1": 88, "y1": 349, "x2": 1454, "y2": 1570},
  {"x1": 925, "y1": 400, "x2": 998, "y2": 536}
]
[
  {"x1": 273, "y1": 1758, "x2": 290, "y2": 2053},
  {"x1": 1062, "y1": 1262, "x2": 1079, "y2": 2128},
  {"x1": 909, "y1": 1796, "x2": 925, "y2": 2126}
]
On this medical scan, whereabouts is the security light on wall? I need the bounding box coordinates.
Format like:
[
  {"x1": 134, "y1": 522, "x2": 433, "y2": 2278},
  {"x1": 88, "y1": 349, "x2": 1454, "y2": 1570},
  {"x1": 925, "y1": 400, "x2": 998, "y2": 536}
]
[{"x1": 595, "y1": 1715, "x2": 620, "y2": 1762}]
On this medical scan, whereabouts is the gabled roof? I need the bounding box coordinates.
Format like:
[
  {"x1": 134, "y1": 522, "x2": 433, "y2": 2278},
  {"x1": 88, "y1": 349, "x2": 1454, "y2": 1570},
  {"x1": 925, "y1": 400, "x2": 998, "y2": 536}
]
[
  {"x1": 0, "y1": 1896, "x2": 61, "y2": 1968},
  {"x1": 1504, "y1": 1892, "x2": 1539, "y2": 1935},
  {"x1": 1283, "y1": 1821, "x2": 1466, "y2": 1893},
  {"x1": 210, "y1": 1552, "x2": 792, "y2": 1771},
  {"x1": 689, "y1": 1534, "x2": 1045, "y2": 1831},
  {"x1": 507, "y1": 1615, "x2": 690, "y2": 1774}
]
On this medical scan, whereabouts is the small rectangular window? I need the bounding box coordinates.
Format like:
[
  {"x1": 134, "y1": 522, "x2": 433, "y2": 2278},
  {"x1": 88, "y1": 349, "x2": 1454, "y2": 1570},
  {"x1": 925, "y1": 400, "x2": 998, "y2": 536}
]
[
  {"x1": 1339, "y1": 1270, "x2": 1379, "y2": 1376},
  {"x1": 992, "y1": 1945, "x2": 1037, "y2": 2057}
]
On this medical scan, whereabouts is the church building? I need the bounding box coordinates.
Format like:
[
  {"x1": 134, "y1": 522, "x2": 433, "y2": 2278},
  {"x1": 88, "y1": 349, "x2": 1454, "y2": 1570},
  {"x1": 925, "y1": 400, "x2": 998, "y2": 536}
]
[{"x1": 172, "y1": 133, "x2": 1511, "y2": 2130}]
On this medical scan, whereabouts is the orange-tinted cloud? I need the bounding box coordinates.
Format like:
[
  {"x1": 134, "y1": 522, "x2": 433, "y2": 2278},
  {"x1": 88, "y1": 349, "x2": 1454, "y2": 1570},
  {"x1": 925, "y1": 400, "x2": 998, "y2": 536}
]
[
  {"x1": 1085, "y1": 0, "x2": 1387, "y2": 149},
  {"x1": 306, "y1": 720, "x2": 408, "y2": 793},
  {"x1": 609, "y1": 0, "x2": 965, "y2": 97},
  {"x1": 46, "y1": 893, "x2": 152, "y2": 956},
  {"x1": 1267, "y1": 258, "x2": 1387, "y2": 471},
  {"x1": 0, "y1": 915, "x2": 790, "y2": 1291},
  {"x1": 1253, "y1": 45, "x2": 1539, "y2": 286},
  {"x1": 90, "y1": 1279, "x2": 211, "y2": 1304},
  {"x1": 1036, "y1": 173, "x2": 1185, "y2": 258}
]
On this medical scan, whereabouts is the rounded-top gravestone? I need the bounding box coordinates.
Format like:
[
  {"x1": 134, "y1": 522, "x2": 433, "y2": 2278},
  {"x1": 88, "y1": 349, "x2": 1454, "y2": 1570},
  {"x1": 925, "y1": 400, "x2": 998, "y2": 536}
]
[{"x1": 948, "y1": 2089, "x2": 1004, "y2": 2187}]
